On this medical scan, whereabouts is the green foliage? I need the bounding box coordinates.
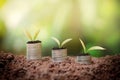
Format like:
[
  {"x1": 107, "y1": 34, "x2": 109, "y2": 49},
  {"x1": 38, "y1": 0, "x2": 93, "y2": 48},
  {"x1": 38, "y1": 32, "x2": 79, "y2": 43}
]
[
  {"x1": 89, "y1": 50, "x2": 104, "y2": 57},
  {"x1": 0, "y1": 20, "x2": 6, "y2": 37},
  {"x1": 79, "y1": 38, "x2": 105, "y2": 54},
  {"x1": 52, "y1": 37, "x2": 72, "y2": 48}
]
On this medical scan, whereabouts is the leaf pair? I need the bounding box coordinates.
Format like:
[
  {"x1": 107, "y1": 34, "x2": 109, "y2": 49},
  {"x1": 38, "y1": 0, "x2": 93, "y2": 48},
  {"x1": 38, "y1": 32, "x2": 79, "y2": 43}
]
[
  {"x1": 79, "y1": 39, "x2": 105, "y2": 53},
  {"x1": 52, "y1": 37, "x2": 72, "y2": 48},
  {"x1": 24, "y1": 29, "x2": 40, "y2": 41}
]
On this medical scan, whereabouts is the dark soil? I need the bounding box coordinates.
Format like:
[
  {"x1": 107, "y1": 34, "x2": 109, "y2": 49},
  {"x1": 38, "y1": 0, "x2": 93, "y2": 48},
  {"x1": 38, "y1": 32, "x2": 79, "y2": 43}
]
[
  {"x1": 0, "y1": 51, "x2": 120, "y2": 80},
  {"x1": 78, "y1": 53, "x2": 90, "y2": 56},
  {"x1": 27, "y1": 40, "x2": 41, "y2": 44},
  {"x1": 52, "y1": 47, "x2": 66, "y2": 50}
]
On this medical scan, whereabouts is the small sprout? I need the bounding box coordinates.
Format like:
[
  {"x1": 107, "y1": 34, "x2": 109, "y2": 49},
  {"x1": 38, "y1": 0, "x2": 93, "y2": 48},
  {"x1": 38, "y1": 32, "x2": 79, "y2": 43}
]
[
  {"x1": 33, "y1": 29, "x2": 40, "y2": 40},
  {"x1": 24, "y1": 29, "x2": 33, "y2": 41},
  {"x1": 79, "y1": 38, "x2": 105, "y2": 53},
  {"x1": 52, "y1": 37, "x2": 60, "y2": 48},
  {"x1": 52, "y1": 37, "x2": 72, "y2": 48},
  {"x1": 24, "y1": 29, "x2": 40, "y2": 41},
  {"x1": 79, "y1": 39, "x2": 86, "y2": 53}
]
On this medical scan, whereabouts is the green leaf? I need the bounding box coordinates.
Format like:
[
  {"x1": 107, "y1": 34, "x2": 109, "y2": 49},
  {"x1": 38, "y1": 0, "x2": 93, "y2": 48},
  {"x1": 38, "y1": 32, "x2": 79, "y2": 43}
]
[
  {"x1": 79, "y1": 38, "x2": 86, "y2": 53},
  {"x1": 52, "y1": 37, "x2": 60, "y2": 48},
  {"x1": 61, "y1": 38, "x2": 72, "y2": 47},
  {"x1": 24, "y1": 29, "x2": 32, "y2": 40},
  {"x1": 33, "y1": 29, "x2": 40, "y2": 40},
  {"x1": 87, "y1": 46, "x2": 105, "y2": 52}
]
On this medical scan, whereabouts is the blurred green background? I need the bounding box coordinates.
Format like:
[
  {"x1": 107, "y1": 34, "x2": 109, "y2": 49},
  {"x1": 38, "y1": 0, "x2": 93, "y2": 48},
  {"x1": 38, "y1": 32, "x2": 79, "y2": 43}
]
[{"x1": 0, "y1": 0, "x2": 120, "y2": 57}]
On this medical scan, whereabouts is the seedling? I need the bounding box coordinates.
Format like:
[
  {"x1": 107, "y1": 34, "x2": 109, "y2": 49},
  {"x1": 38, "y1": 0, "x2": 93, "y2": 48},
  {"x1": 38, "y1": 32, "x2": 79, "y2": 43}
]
[
  {"x1": 51, "y1": 37, "x2": 72, "y2": 62},
  {"x1": 24, "y1": 29, "x2": 42, "y2": 60},
  {"x1": 79, "y1": 38, "x2": 105, "y2": 54},
  {"x1": 77, "y1": 38, "x2": 105, "y2": 64},
  {"x1": 52, "y1": 37, "x2": 72, "y2": 48}
]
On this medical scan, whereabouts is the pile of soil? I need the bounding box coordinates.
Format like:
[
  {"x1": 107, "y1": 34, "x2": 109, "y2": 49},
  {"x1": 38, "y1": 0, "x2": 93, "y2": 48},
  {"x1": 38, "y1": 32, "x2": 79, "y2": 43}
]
[{"x1": 0, "y1": 51, "x2": 120, "y2": 80}]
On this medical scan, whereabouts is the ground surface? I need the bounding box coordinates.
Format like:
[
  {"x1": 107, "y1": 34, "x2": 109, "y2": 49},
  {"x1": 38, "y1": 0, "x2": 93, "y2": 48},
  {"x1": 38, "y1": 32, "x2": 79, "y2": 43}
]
[{"x1": 0, "y1": 51, "x2": 120, "y2": 80}]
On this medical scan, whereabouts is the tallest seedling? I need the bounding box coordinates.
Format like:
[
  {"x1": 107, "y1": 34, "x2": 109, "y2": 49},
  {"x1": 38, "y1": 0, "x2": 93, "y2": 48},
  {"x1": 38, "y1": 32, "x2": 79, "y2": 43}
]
[{"x1": 24, "y1": 29, "x2": 42, "y2": 60}]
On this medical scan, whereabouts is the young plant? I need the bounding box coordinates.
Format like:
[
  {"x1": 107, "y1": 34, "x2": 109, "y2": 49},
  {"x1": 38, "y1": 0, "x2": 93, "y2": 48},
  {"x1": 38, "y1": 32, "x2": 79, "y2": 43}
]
[
  {"x1": 52, "y1": 37, "x2": 72, "y2": 48},
  {"x1": 79, "y1": 38, "x2": 105, "y2": 54},
  {"x1": 24, "y1": 29, "x2": 40, "y2": 41}
]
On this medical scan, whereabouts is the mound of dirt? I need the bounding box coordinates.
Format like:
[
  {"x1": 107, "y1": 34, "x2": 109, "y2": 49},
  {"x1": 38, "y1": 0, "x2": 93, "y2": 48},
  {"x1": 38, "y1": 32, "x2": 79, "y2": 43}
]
[{"x1": 0, "y1": 51, "x2": 120, "y2": 80}]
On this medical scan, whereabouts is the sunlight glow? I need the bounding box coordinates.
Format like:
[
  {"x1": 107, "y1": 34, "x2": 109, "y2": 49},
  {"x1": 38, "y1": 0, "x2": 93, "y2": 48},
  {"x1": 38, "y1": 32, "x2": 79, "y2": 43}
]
[{"x1": 80, "y1": 0, "x2": 97, "y2": 26}]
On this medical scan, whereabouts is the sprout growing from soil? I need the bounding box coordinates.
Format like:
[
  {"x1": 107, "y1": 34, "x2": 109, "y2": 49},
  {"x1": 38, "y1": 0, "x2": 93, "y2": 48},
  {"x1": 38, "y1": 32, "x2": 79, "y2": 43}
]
[
  {"x1": 52, "y1": 37, "x2": 72, "y2": 48},
  {"x1": 79, "y1": 38, "x2": 105, "y2": 53},
  {"x1": 24, "y1": 29, "x2": 40, "y2": 41}
]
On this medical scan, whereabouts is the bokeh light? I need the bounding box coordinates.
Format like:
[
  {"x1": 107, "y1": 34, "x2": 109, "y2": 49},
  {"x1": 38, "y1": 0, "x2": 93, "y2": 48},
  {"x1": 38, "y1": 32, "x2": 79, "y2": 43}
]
[{"x1": 0, "y1": 0, "x2": 120, "y2": 57}]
